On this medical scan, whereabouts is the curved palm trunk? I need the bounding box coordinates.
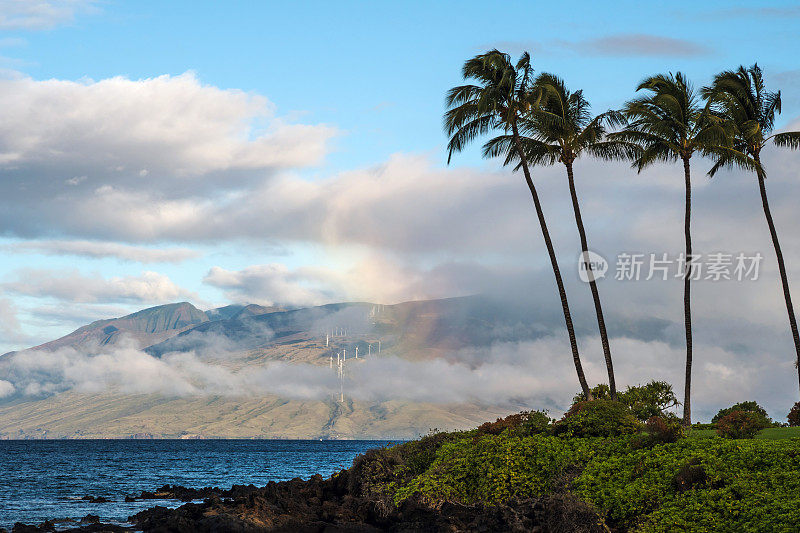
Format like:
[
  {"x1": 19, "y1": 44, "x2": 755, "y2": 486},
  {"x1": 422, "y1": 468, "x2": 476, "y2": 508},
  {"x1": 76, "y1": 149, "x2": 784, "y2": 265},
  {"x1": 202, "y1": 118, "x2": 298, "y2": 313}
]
[
  {"x1": 682, "y1": 158, "x2": 693, "y2": 426},
  {"x1": 511, "y1": 124, "x2": 591, "y2": 399},
  {"x1": 755, "y1": 163, "x2": 800, "y2": 397},
  {"x1": 566, "y1": 162, "x2": 616, "y2": 399}
]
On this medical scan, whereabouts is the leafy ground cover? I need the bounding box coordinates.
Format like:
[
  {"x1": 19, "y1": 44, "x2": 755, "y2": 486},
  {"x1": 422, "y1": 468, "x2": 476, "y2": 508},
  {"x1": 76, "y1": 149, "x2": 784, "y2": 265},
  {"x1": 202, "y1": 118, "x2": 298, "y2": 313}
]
[{"x1": 353, "y1": 414, "x2": 800, "y2": 531}]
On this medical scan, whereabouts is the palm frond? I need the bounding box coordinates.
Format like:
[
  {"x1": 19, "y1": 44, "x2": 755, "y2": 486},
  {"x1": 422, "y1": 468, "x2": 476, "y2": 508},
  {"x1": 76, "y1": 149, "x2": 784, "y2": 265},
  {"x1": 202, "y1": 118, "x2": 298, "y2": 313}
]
[
  {"x1": 705, "y1": 63, "x2": 784, "y2": 154},
  {"x1": 445, "y1": 85, "x2": 483, "y2": 108},
  {"x1": 703, "y1": 145, "x2": 760, "y2": 177},
  {"x1": 772, "y1": 131, "x2": 800, "y2": 149},
  {"x1": 634, "y1": 142, "x2": 677, "y2": 172},
  {"x1": 444, "y1": 50, "x2": 538, "y2": 165},
  {"x1": 446, "y1": 114, "x2": 495, "y2": 163},
  {"x1": 586, "y1": 141, "x2": 643, "y2": 161},
  {"x1": 481, "y1": 134, "x2": 518, "y2": 162}
]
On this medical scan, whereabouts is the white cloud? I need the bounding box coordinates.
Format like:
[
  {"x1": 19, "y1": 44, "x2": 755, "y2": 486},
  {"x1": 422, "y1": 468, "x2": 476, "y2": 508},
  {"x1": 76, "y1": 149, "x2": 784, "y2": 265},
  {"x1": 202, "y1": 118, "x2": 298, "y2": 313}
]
[
  {"x1": 0, "y1": 71, "x2": 336, "y2": 240},
  {"x1": 0, "y1": 0, "x2": 95, "y2": 30},
  {"x1": 3, "y1": 269, "x2": 196, "y2": 304},
  {"x1": 0, "y1": 72, "x2": 334, "y2": 177},
  {"x1": 0, "y1": 333, "x2": 794, "y2": 422},
  {"x1": 203, "y1": 257, "x2": 437, "y2": 308},
  {"x1": 26, "y1": 153, "x2": 536, "y2": 248},
  {"x1": 7, "y1": 240, "x2": 201, "y2": 263},
  {"x1": 0, "y1": 297, "x2": 30, "y2": 346},
  {"x1": 0, "y1": 379, "x2": 13, "y2": 397},
  {"x1": 204, "y1": 264, "x2": 338, "y2": 308},
  {"x1": 5, "y1": 138, "x2": 797, "y2": 272}
]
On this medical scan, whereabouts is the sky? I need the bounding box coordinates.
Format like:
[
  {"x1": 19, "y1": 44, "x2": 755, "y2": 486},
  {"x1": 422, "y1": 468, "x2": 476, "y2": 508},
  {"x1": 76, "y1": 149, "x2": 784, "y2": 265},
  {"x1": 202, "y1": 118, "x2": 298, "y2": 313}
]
[{"x1": 2, "y1": 0, "x2": 800, "y2": 419}]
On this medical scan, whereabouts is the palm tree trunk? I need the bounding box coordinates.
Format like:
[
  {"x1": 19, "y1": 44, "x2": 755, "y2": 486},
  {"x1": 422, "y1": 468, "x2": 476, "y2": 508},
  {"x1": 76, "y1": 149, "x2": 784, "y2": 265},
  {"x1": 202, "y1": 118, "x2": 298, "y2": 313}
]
[
  {"x1": 755, "y1": 163, "x2": 800, "y2": 398},
  {"x1": 682, "y1": 157, "x2": 693, "y2": 426},
  {"x1": 566, "y1": 162, "x2": 616, "y2": 399},
  {"x1": 511, "y1": 123, "x2": 591, "y2": 399}
]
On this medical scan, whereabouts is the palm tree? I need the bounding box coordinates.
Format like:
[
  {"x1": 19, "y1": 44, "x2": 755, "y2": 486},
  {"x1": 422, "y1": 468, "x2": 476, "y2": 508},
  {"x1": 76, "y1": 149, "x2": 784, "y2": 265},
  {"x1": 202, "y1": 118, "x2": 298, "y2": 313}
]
[
  {"x1": 485, "y1": 73, "x2": 639, "y2": 400},
  {"x1": 612, "y1": 73, "x2": 730, "y2": 425},
  {"x1": 703, "y1": 64, "x2": 800, "y2": 398},
  {"x1": 444, "y1": 50, "x2": 592, "y2": 399}
]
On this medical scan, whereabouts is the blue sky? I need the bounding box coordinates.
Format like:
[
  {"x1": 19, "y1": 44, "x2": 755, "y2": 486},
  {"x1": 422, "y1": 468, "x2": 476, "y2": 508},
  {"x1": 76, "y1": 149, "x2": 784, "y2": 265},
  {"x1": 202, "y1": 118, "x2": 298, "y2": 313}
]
[
  {"x1": 2, "y1": 0, "x2": 800, "y2": 419},
  {"x1": 11, "y1": 0, "x2": 800, "y2": 173}
]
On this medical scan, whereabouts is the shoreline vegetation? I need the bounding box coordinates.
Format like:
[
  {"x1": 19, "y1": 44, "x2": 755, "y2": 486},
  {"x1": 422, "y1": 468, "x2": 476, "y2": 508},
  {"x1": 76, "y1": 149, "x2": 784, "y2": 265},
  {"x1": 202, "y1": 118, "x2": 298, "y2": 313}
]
[{"x1": 9, "y1": 386, "x2": 800, "y2": 532}]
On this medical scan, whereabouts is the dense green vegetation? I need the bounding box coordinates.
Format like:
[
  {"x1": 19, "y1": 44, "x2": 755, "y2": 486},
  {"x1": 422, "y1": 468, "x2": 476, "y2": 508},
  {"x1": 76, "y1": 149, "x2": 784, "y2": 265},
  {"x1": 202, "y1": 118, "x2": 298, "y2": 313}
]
[
  {"x1": 712, "y1": 401, "x2": 775, "y2": 427},
  {"x1": 343, "y1": 389, "x2": 800, "y2": 531},
  {"x1": 353, "y1": 418, "x2": 800, "y2": 532}
]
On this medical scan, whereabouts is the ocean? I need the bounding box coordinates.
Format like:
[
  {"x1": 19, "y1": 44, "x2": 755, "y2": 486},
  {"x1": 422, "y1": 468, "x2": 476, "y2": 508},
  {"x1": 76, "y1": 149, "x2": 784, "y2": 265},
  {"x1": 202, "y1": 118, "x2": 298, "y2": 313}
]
[{"x1": 0, "y1": 439, "x2": 395, "y2": 529}]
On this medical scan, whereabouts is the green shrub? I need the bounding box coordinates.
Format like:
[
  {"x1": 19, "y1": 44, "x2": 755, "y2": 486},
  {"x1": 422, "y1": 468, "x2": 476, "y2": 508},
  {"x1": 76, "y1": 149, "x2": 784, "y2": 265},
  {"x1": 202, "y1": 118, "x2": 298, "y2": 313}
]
[
  {"x1": 644, "y1": 415, "x2": 685, "y2": 444},
  {"x1": 390, "y1": 430, "x2": 460, "y2": 479},
  {"x1": 712, "y1": 401, "x2": 773, "y2": 428},
  {"x1": 476, "y1": 413, "x2": 526, "y2": 436},
  {"x1": 520, "y1": 410, "x2": 553, "y2": 435},
  {"x1": 619, "y1": 381, "x2": 680, "y2": 421},
  {"x1": 345, "y1": 429, "x2": 461, "y2": 497},
  {"x1": 716, "y1": 410, "x2": 764, "y2": 439},
  {"x1": 347, "y1": 446, "x2": 406, "y2": 498},
  {"x1": 788, "y1": 402, "x2": 800, "y2": 427},
  {"x1": 476, "y1": 410, "x2": 553, "y2": 437},
  {"x1": 573, "y1": 383, "x2": 613, "y2": 403},
  {"x1": 573, "y1": 381, "x2": 680, "y2": 422},
  {"x1": 553, "y1": 400, "x2": 640, "y2": 438},
  {"x1": 390, "y1": 433, "x2": 604, "y2": 504}
]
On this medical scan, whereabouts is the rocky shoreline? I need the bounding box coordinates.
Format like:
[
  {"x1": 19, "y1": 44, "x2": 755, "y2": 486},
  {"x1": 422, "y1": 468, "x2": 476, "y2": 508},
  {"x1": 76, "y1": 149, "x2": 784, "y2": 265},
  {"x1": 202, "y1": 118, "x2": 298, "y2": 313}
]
[{"x1": 5, "y1": 472, "x2": 606, "y2": 533}]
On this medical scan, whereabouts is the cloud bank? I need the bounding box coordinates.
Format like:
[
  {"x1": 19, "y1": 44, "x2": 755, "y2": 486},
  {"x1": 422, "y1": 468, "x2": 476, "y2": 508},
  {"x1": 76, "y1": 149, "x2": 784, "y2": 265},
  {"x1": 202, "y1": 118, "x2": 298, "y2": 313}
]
[
  {"x1": 0, "y1": 71, "x2": 335, "y2": 240},
  {"x1": 1, "y1": 330, "x2": 794, "y2": 422},
  {"x1": 6, "y1": 240, "x2": 201, "y2": 264},
  {"x1": 3, "y1": 269, "x2": 197, "y2": 304}
]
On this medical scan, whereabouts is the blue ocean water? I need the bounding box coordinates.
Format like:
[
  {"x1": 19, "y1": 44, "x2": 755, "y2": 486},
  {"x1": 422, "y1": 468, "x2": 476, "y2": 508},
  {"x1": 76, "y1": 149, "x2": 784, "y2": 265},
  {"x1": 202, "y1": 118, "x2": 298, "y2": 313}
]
[{"x1": 0, "y1": 439, "x2": 395, "y2": 529}]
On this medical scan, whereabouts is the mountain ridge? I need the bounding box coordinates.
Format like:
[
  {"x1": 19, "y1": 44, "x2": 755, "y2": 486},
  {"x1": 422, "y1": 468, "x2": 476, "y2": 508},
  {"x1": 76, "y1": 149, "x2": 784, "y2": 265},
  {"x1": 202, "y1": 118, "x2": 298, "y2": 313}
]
[
  {"x1": 0, "y1": 295, "x2": 550, "y2": 439},
  {"x1": 27, "y1": 301, "x2": 210, "y2": 352}
]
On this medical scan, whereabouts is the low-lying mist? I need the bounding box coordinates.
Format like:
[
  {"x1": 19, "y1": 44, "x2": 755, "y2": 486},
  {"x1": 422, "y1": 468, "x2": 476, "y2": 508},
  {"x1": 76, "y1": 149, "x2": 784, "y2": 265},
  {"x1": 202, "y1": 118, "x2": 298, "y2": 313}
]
[{"x1": 1, "y1": 329, "x2": 792, "y2": 421}]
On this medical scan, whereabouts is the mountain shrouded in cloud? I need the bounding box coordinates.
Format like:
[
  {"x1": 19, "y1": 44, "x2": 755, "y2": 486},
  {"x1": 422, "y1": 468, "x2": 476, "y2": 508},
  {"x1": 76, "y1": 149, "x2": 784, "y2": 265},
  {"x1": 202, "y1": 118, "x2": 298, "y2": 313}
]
[
  {"x1": 0, "y1": 295, "x2": 791, "y2": 438},
  {"x1": 1, "y1": 296, "x2": 553, "y2": 437}
]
